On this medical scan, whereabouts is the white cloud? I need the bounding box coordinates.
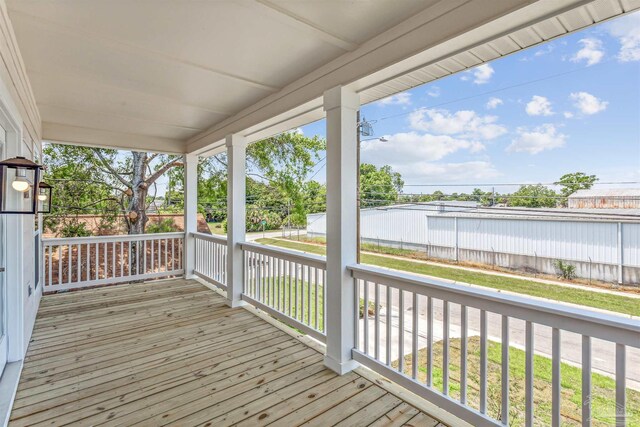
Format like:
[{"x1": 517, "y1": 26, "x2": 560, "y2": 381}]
[
  {"x1": 376, "y1": 92, "x2": 411, "y2": 106},
  {"x1": 525, "y1": 96, "x2": 554, "y2": 116},
  {"x1": 427, "y1": 86, "x2": 441, "y2": 97},
  {"x1": 606, "y1": 12, "x2": 640, "y2": 62},
  {"x1": 362, "y1": 132, "x2": 484, "y2": 164},
  {"x1": 409, "y1": 108, "x2": 507, "y2": 140},
  {"x1": 563, "y1": 111, "x2": 574, "y2": 119},
  {"x1": 471, "y1": 64, "x2": 494, "y2": 84},
  {"x1": 486, "y1": 97, "x2": 503, "y2": 109},
  {"x1": 507, "y1": 124, "x2": 567, "y2": 154},
  {"x1": 571, "y1": 38, "x2": 604, "y2": 66},
  {"x1": 569, "y1": 92, "x2": 608, "y2": 115},
  {"x1": 394, "y1": 161, "x2": 501, "y2": 183}
]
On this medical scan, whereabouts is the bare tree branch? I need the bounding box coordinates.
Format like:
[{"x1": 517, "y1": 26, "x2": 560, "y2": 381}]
[
  {"x1": 145, "y1": 157, "x2": 184, "y2": 187},
  {"x1": 92, "y1": 149, "x2": 132, "y2": 188}
]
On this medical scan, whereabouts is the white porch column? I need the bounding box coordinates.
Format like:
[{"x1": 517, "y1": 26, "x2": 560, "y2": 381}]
[
  {"x1": 184, "y1": 153, "x2": 198, "y2": 278},
  {"x1": 226, "y1": 134, "x2": 247, "y2": 307},
  {"x1": 323, "y1": 86, "x2": 359, "y2": 374}
]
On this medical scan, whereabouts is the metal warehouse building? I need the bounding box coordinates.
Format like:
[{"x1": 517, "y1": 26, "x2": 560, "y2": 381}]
[
  {"x1": 568, "y1": 188, "x2": 640, "y2": 209},
  {"x1": 307, "y1": 202, "x2": 640, "y2": 285}
]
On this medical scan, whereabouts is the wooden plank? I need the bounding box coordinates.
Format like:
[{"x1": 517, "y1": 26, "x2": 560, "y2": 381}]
[
  {"x1": 334, "y1": 393, "x2": 402, "y2": 427},
  {"x1": 11, "y1": 278, "x2": 447, "y2": 427},
  {"x1": 404, "y1": 411, "x2": 441, "y2": 427},
  {"x1": 369, "y1": 402, "x2": 420, "y2": 427}
]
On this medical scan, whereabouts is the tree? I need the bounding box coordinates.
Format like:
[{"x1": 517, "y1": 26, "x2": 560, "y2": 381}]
[
  {"x1": 555, "y1": 172, "x2": 598, "y2": 205},
  {"x1": 43, "y1": 144, "x2": 183, "y2": 235},
  {"x1": 167, "y1": 131, "x2": 325, "y2": 231},
  {"x1": 508, "y1": 184, "x2": 558, "y2": 208},
  {"x1": 360, "y1": 164, "x2": 404, "y2": 207}
]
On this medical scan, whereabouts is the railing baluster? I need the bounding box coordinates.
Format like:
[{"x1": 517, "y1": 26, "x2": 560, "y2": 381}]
[
  {"x1": 374, "y1": 282, "x2": 380, "y2": 361},
  {"x1": 398, "y1": 289, "x2": 404, "y2": 374},
  {"x1": 526, "y1": 321, "x2": 534, "y2": 427},
  {"x1": 288, "y1": 260, "x2": 292, "y2": 316},
  {"x1": 582, "y1": 335, "x2": 591, "y2": 427},
  {"x1": 412, "y1": 292, "x2": 418, "y2": 380},
  {"x1": 354, "y1": 279, "x2": 360, "y2": 351},
  {"x1": 480, "y1": 309, "x2": 488, "y2": 414},
  {"x1": 103, "y1": 242, "x2": 107, "y2": 278},
  {"x1": 57, "y1": 245, "x2": 62, "y2": 286},
  {"x1": 616, "y1": 343, "x2": 626, "y2": 427},
  {"x1": 386, "y1": 285, "x2": 392, "y2": 366},
  {"x1": 322, "y1": 269, "x2": 327, "y2": 333},
  {"x1": 314, "y1": 267, "x2": 319, "y2": 330},
  {"x1": 427, "y1": 296, "x2": 433, "y2": 386},
  {"x1": 143, "y1": 240, "x2": 147, "y2": 275},
  {"x1": 443, "y1": 301, "x2": 449, "y2": 395},
  {"x1": 502, "y1": 315, "x2": 510, "y2": 426},
  {"x1": 120, "y1": 241, "x2": 124, "y2": 277},
  {"x1": 77, "y1": 244, "x2": 81, "y2": 283},
  {"x1": 164, "y1": 238, "x2": 168, "y2": 272},
  {"x1": 306, "y1": 265, "x2": 311, "y2": 326},
  {"x1": 364, "y1": 280, "x2": 369, "y2": 355},
  {"x1": 552, "y1": 328, "x2": 561, "y2": 427},
  {"x1": 300, "y1": 263, "x2": 306, "y2": 323},
  {"x1": 171, "y1": 238, "x2": 175, "y2": 272},
  {"x1": 47, "y1": 245, "x2": 52, "y2": 287},
  {"x1": 67, "y1": 244, "x2": 72, "y2": 284},
  {"x1": 112, "y1": 241, "x2": 116, "y2": 278},
  {"x1": 460, "y1": 304, "x2": 468, "y2": 405}
]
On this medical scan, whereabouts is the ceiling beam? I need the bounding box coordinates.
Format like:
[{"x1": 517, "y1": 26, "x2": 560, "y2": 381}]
[
  {"x1": 43, "y1": 122, "x2": 187, "y2": 154},
  {"x1": 9, "y1": 9, "x2": 282, "y2": 93},
  {"x1": 248, "y1": 0, "x2": 358, "y2": 51}
]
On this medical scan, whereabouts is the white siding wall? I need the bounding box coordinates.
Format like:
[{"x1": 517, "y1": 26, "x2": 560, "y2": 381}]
[{"x1": 307, "y1": 210, "x2": 640, "y2": 268}]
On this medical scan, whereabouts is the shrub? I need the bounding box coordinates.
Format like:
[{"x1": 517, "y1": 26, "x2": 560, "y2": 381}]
[
  {"x1": 554, "y1": 259, "x2": 576, "y2": 280},
  {"x1": 59, "y1": 220, "x2": 91, "y2": 237},
  {"x1": 222, "y1": 209, "x2": 283, "y2": 233},
  {"x1": 146, "y1": 218, "x2": 179, "y2": 233},
  {"x1": 359, "y1": 298, "x2": 379, "y2": 319}
]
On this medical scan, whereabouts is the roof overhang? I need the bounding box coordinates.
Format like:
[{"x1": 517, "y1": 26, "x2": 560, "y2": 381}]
[{"x1": 7, "y1": 0, "x2": 638, "y2": 155}]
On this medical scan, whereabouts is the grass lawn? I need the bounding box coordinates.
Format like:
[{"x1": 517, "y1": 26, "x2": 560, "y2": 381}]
[
  {"x1": 207, "y1": 222, "x2": 225, "y2": 235},
  {"x1": 393, "y1": 337, "x2": 639, "y2": 426},
  {"x1": 246, "y1": 276, "x2": 325, "y2": 332},
  {"x1": 255, "y1": 238, "x2": 640, "y2": 317}
]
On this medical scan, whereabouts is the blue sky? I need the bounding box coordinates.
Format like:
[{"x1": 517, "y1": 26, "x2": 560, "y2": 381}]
[{"x1": 301, "y1": 11, "x2": 640, "y2": 194}]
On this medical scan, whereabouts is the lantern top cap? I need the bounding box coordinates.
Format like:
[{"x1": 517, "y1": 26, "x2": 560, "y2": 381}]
[
  {"x1": 38, "y1": 181, "x2": 52, "y2": 189},
  {"x1": 0, "y1": 156, "x2": 43, "y2": 169}
]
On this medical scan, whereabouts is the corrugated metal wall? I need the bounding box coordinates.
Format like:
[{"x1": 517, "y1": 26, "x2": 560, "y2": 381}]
[{"x1": 307, "y1": 210, "x2": 640, "y2": 268}]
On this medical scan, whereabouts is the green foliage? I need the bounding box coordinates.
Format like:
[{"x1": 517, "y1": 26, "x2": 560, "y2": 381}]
[
  {"x1": 555, "y1": 172, "x2": 598, "y2": 206},
  {"x1": 360, "y1": 163, "x2": 404, "y2": 207},
  {"x1": 222, "y1": 208, "x2": 283, "y2": 233},
  {"x1": 554, "y1": 260, "x2": 577, "y2": 280},
  {"x1": 358, "y1": 298, "x2": 378, "y2": 319},
  {"x1": 146, "y1": 218, "x2": 180, "y2": 234},
  {"x1": 508, "y1": 184, "x2": 558, "y2": 208},
  {"x1": 58, "y1": 219, "x2": 92, "y2": 238}
]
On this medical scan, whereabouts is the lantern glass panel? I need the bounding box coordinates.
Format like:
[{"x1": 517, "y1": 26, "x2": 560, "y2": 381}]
[
  {"x1": 37, "y1": 182, "x2": 52, "y2": 213},
  {"x1": 1, "y1": 165, "x2": 37, "y2": 213}
]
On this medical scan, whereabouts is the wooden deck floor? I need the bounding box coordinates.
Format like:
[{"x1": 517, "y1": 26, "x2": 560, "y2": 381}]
[{"x1": 10, "y1": 279, "x2": 444, "y2": 426}]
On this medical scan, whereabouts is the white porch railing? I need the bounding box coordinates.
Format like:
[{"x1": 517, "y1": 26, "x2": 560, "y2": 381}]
[
  {"x1": 349, "y1": 264, "x2": 640, "y2": 427},
  {"x1": 192, "y1": 232, "x2": 227, "y2": 289},
  {"x1": 42, "y1": 232, "x2": 185, "y2": 292},
  {"x1": 240, "y1": 242, "x2": 326, "y2": 343}
]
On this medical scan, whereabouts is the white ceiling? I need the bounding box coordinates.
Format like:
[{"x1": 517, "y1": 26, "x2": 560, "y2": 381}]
[
  {"x1": 7, "y1": 0, "x2": 440, "y2": 152},
  {"x1": 6, "y1": 0, "x2": 639, "y2": 155}
]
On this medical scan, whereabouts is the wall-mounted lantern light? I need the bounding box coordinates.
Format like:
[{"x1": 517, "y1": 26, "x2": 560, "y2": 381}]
[
  {"x1": 0, "y1": 156, "x2": 43, "y2": 214},
  {"x1": 37, "y1": 181, "x2": 52, "y2": 214}
]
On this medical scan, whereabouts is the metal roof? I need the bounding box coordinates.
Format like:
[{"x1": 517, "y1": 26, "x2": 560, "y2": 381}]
[{"x1": 569, "y1": 188, "x2": 640, "y2": 198}]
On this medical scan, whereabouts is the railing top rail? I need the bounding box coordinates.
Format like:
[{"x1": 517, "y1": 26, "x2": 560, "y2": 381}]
[
  {"x1": 191, "y1": 232, "x2": 227, "y2": 243},
  {"x1": 43, "y1": 232, "x2": 186, "y2": 245},
  {"x1": 349, "y1": 264, "x2": 640, "y2": 347},
  {"x1": 240, "y1": 241, "x2": 326, "y2": 269}
]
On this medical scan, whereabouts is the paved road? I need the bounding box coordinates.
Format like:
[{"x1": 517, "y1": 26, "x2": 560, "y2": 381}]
[{"x1": 357, "y1": 292, "x2": 640, "y2": 390}]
